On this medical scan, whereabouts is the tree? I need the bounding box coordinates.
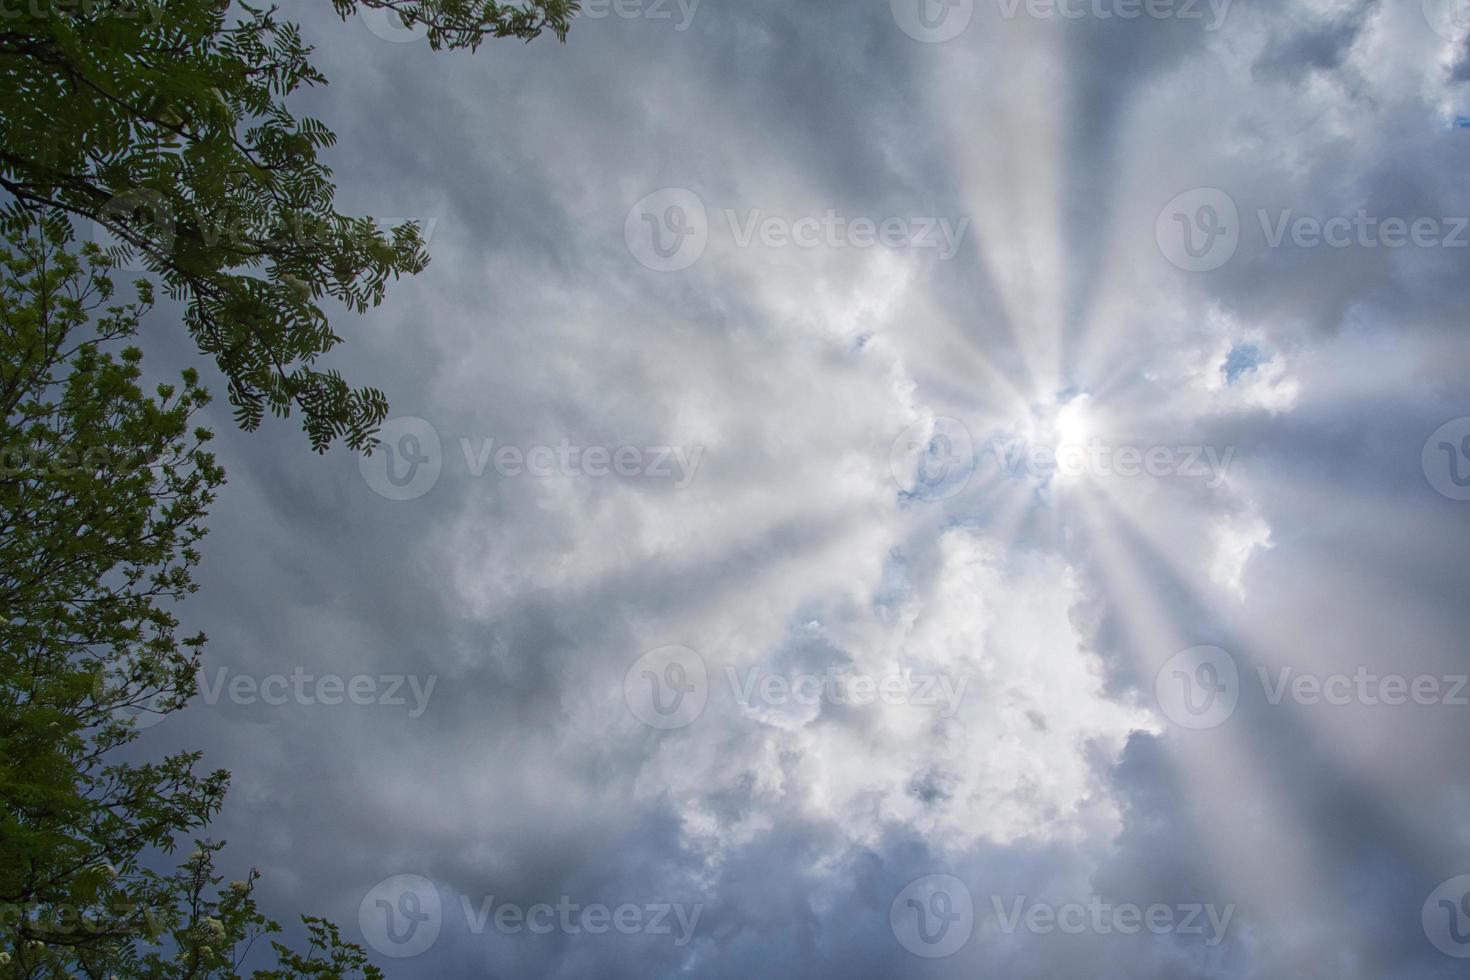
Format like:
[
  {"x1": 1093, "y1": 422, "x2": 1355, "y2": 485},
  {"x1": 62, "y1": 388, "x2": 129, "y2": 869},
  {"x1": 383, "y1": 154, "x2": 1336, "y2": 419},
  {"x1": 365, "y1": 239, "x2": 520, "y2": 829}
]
[
  {"x1": 0, "y1": 215, "x2": 376, "y2": 978},
  {"x1": 0, "y1": 0, "x2": 577, "y2": 451}
]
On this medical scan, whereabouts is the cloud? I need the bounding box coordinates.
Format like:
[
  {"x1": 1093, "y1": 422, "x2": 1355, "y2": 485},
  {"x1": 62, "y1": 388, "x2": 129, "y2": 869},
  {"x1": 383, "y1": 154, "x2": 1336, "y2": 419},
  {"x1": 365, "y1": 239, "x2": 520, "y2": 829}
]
[{"x1": 122, "y1": 1, "x2": 1470, "y2": 977}]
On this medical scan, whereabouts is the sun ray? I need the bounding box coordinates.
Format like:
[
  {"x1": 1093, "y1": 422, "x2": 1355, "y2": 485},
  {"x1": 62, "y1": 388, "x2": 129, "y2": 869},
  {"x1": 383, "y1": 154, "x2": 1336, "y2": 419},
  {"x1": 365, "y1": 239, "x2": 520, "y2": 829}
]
[
  {"x1": 926, "y1": 22, "x2": 1068, "y2": 399},
  {"x1": 1070, "y1": 491, "x2": 1337, "y2": 947},
  {"x1": 1080, "y1": 477, "x2": 1463, "y2": 879}
]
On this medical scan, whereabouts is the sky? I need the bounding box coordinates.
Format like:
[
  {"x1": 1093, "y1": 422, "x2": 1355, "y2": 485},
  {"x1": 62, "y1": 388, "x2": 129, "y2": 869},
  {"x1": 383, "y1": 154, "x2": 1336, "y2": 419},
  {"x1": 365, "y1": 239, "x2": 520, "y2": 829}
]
[{"x1": 127, "y1": 0, "x2": 1470, "y2": 976}]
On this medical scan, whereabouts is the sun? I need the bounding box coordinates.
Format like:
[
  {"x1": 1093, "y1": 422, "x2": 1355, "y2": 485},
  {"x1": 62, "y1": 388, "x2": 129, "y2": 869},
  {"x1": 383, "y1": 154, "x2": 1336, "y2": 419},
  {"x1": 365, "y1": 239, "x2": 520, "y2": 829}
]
[{"x1": 1053, "y1": 395, "x2": 1094, "y2": 448}]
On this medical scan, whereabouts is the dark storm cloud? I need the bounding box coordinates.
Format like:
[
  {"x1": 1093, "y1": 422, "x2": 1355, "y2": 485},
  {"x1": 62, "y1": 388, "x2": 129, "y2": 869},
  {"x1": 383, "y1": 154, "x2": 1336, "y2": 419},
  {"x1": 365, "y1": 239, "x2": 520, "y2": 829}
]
[{"x1": 1252, "y1": 2, "x2": 1374, "y2": 81}]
